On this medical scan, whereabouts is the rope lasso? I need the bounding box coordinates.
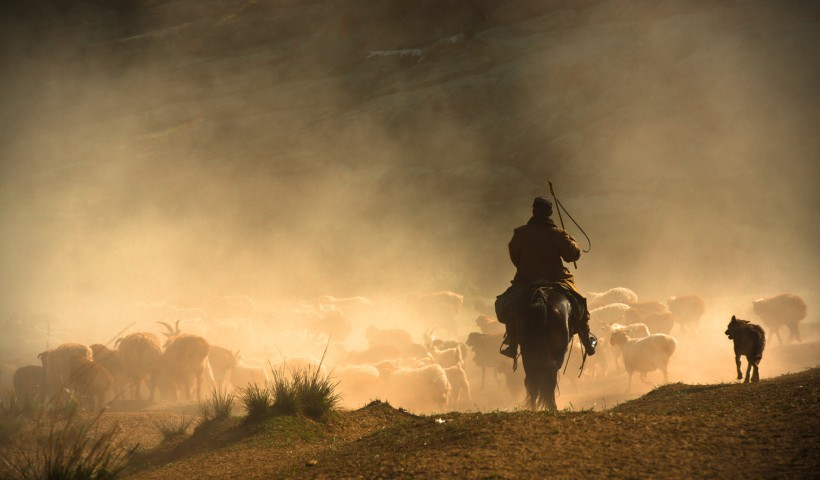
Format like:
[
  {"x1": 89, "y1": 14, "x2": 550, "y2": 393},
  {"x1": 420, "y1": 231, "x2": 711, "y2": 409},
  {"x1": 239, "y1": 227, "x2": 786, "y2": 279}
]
[{"x1": 548, "y1": 180, "x2": 592, "y2": 254}]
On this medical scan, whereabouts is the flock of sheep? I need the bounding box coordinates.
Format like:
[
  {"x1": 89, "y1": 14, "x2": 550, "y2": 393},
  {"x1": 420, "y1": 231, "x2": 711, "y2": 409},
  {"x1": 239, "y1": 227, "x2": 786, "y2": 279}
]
[{"x1": 4, "y1": 288, "x2": 810, "y2": 414}]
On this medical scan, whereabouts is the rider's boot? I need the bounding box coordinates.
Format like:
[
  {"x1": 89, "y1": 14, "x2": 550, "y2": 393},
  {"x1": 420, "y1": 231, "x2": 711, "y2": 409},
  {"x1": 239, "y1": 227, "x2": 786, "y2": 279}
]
[
  {"x1": 577, "y1": 301, "x2": 597, "y2": 356},
  {"x1": 500, "y1": 326, "x2": 518, "y2": 359}
]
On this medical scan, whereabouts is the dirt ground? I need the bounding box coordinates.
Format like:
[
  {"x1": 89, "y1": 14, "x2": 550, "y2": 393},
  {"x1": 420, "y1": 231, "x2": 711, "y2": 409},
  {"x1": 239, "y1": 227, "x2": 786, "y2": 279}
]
[{"x1": 80, "y1": 366, "x2": 818, "y2": 479}]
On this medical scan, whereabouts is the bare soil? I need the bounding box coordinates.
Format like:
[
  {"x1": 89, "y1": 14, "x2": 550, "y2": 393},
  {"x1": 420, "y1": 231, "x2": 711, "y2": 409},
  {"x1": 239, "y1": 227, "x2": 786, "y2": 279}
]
[{"x1": 109, "y1": 367, "x2": 819, "y2": 479}]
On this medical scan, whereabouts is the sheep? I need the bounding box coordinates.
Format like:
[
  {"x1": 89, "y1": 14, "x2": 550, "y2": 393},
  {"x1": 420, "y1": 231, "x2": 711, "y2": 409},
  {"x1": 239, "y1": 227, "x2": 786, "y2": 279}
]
[
  {"x1": 588, "y1": 287, "x2": 638, "y2": 308},
  {"x1": 331, "y1": 364, "x2": 382, "y2": 409},
  {"x1": 116, "y1": 332, "x2": 163, "y2": 401},
  {"x1": 375, "y1": 362, "x2": 450, "y2": 413},
  {"x1": 590, "y1": 303, "x2": 632, "y2": 328},
  {"x1": 610, "y1": 330, "x2": 677, "y2": 392},
  {"x1": 227, "y1": 361, "x2": 269, "y2": 391},
  {"x1": 208, "y1": 345, "x2": 239, "y2": 390},
  {"x1": 364, "y1": 325, "x2": 414, "y2": 350},
  {"x1": 68, "y1": 358, "x2": 112, "y2": 411},
  {"x1": 305, "y1": 309, "x2": 353, "y2": 342},
  {"x1": 13, "y1": 365, "x2": 44, "y2": 405},
  {"x1": 465, "y1": 332, "x2": 506, "y2": 388},
  {"x1": 607, "y1": 323, "x2": 649, "y2": 372},
  {"x1": 725, "y1": 315, "x2": 766, "y2": 383},
  {"x1": 158, "y1": 322, "x2": 212, "y2": 401},
  {"x1": 443, "y1": 364, "x2": 471, "y2": 407},
  {"x1": 474, "y1": 315, "x2": 505, "y2": 336},
  {"x1": 90, "y1": 343, "x2": 125, "y2": 400},
  {"x1": 627, "y1": 301, "x2": 669, "y2": 317},
  {"x1": 422, "y1": 328, "x2": 468, "y2": 361},
  {"x1": 115, "y1": 332, "x2": 162, "y2": 401},
  {"x1": 610, "y1": 323, "x2": 650, "y2": 339},
  {"x1": 39, "y1": 343, "x2": 93, "y2": 405},
  {"x1": 426, "y1": 346, "x2": 463, "y2": 369},
  {"x1": 667, "y1": 295, "x2": 706, "y2": 334},
  {"x1": 636, "y1": 312, "x2": 675, "y2": 335},
  {"x1": 752, "y1": 293, "x2": 808, "y2": 344}
]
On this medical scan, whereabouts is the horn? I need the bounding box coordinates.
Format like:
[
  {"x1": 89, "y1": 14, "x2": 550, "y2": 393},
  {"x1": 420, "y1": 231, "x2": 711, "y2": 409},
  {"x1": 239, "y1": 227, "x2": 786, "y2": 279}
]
[
  {"x1": 114, "y1": 337, "x2": 123, "y2": 348},
  {"x1": 174, "y1": 319, "x2": 181, "y2": 333},
  {"x1": 156, "y1": 321, "x2": 176, "y2": 336}
]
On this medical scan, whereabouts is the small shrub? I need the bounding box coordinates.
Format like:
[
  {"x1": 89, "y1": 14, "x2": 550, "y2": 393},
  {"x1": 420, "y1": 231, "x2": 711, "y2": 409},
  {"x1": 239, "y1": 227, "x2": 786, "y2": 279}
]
[
  {"x1": 151, "y1": 415, "x2": 194, "y2": 443},
  {"x1": 198, "y1": 389, "x2": 234, "y2": 425},
  {"x1": 0, "y1": 403, "x2": 136, "y2": 479},
  {"x1": 239, "y1": 383, "x2": 272, "y2": 422},
  {"x1": 292, "y1": 367, "x2": 340, "y2": 421},
  {"x1": 269, "y1": 369, "x2": 298, "y2": 416}
]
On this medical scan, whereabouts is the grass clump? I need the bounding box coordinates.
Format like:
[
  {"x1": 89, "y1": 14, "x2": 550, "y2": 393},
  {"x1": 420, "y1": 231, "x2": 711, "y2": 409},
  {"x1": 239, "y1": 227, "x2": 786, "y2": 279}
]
[
  {"x1": 239, "y1": 383, "x2": 273, "y2": 421},
  {"x1": 0, "y1": 402, "x2": 136, "y2": 480},
  {"x1": 151, "y1": 415, "x2": 194, "y2": 443},
  {"x1": 0, "y1": 391, "x2": 26, "y2": 446},
  {"x1": 239, "y1": 358, "x2": 340, "y2": 423},
  {"x1": 292, "y1": 367, "x2": 340, "y2": 421},
  {"x1": 269, "y1": 369, "x2": 299, "y2": 417},
  {"x1": 198, "y1": 389, "x2": 234, "y2": 425}
]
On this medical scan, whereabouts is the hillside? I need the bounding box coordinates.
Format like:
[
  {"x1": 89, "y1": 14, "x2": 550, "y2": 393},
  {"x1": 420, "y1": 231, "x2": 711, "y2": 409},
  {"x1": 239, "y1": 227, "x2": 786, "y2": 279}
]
[{"x1": 119, "y1": 367, "x2": 819, "y2": 479}]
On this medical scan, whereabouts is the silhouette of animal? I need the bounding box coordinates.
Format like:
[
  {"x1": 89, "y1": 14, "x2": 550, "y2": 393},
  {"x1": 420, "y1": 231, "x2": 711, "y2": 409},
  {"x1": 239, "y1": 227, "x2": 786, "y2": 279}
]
[
  {"x1": 516, "y1": 286, "x2": 572, "y2": 411},
  {"x1": 725, "y1": 315, "x2": 765, "y2": 383},
  {"x1": 752, "y1": 294, "x2": 807, "y2": 344}
]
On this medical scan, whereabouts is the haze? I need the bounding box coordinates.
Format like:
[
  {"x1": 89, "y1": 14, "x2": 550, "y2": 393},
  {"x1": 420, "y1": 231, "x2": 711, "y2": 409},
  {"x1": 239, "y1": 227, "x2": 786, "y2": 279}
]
[{"x1": 1, "y1": 1, "x2": 817, "y2": 408}]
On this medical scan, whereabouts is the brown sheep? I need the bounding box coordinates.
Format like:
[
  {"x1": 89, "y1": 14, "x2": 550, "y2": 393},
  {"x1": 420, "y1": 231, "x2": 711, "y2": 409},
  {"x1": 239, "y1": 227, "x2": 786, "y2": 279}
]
[
  {"x1": 69, "y1": 359, "x2": 113, "y2": 411},
  {"x1": 116, "y1": 332, "x2": 163, "y2": 401},
  {"x1": 208, "y1": 345, "x2": 239, "y2": 391},
  {"x1": 13, "y1": 365, "x2": 44, "y2": 405},
  {"x1": 158, "y1": 322, "x2": 212, "y2": 401},
  {"x1": 752, "y1": 293, "x2": 807, "y2": 344},
  {"x1": 725, "y1": 315, "x2": 766, "y2": 383},
  {"x1": 39, "y1": 343, "x2": 93, "y2": 405},
  {"x1": 667, "y1": 295, "x2": 706, "y2": 334}
]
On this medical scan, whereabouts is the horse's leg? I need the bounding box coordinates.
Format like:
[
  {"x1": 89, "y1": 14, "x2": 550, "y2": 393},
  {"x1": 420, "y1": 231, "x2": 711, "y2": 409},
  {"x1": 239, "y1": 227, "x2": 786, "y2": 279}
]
[
  {"x1": 751, "y1": 363, "x2": 760, "y2": 383},
  {"x1": 626, "y1": 371, "x2": 633, "y2": 393},
  {"x1": 744, "y1": 360, "x2": 752, "y2": 384},
  {"x1": 735, "y1": 354, "x2": 743, "y2": 380}
]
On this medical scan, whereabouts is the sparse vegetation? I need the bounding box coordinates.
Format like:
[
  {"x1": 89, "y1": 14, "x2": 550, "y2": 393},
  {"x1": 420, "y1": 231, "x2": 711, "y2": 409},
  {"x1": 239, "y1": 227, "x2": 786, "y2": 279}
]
[
  {"x1": 0, "y1": 403, "x2": 136, "y2": 480},
  {"x1": 239, "y1": 382, "x2": 273, "y2": 421},
  {"x1": 269, "y1": 369, "x2": 299, "y2": 417},
  {"x1": 239, "y1": 362, "x2": 340, "y2": 423},
  {"x1": 151, "y1": 415, "x2": 194, "y2": 443},
  {"x1": 292, "y1": 366, "x2": 340, "y2": 421},
  {"x1": 198, "y1": 389, "x2": 234, "y2": 425}
]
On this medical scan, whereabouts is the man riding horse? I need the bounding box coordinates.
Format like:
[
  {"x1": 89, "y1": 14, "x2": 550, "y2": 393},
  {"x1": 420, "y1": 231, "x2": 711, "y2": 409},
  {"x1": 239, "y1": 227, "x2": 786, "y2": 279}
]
[{"x1": 496, "y1": 196, "x2": 597, "y2": 359}]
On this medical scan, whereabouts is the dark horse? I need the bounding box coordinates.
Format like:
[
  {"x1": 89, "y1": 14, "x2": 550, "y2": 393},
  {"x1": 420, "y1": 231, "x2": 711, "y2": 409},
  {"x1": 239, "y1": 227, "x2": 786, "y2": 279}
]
[{"x1": 515, "y1": 286, "x2": 573, "y2": 411}]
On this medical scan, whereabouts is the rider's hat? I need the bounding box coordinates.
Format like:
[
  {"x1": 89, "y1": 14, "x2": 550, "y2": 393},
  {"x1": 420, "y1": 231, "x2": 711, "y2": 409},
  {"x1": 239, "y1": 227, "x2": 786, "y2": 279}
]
[{"x1": 532, "y1": 196, "x2": 553, "y2": 209}]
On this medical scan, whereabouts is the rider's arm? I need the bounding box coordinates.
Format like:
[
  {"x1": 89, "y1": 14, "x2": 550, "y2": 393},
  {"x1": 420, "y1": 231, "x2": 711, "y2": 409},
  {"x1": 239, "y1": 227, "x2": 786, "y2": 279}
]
[{"x1": 558, "y1": 230, "x2": 581, "y2": 263}]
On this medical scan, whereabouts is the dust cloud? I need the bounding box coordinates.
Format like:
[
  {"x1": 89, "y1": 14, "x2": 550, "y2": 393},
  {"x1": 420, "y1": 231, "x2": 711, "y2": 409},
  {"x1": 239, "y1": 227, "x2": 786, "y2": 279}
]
[{"x1": 0, "y1": 0, "x2": 817, "y2": 410}]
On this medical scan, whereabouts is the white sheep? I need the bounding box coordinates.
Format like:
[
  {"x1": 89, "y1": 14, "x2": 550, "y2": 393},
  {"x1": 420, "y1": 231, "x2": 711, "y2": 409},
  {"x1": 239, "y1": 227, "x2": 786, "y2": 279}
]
[
  {"x1": 364, "y1": 325, "x2": 414, "y2": 350},
  {"x1": 588, "y1": 287, "x2": 638, "y2": 308},
  {"x1": 427, "y1": 346, "x2": 463, "y2": 369},
  {"x1": 375, "y1": 362, "x2": 450, "y2": 413},
  {"x1": 332, "y1": 364, "x2": 382, "y2": 409},
  {"x1": 610, "y1": 323, "x2": 650, "y2": 339},
  {"x1": 443, "y1": 364, "x2": 471, "y2": 407},
  {"x1": 610, "y1": 330, "x2": 677, "y2": 392},
  {"x1": 590, "y1": 303, "x2": 632, "y2": 327},
  {"x1": 752, "y1": 293, "x2": 807, "y2": 344}
]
